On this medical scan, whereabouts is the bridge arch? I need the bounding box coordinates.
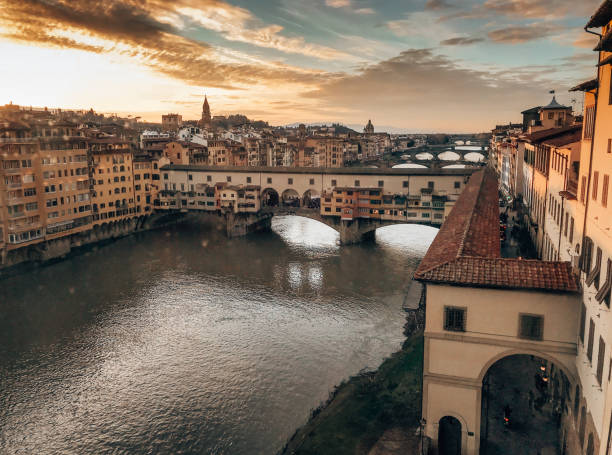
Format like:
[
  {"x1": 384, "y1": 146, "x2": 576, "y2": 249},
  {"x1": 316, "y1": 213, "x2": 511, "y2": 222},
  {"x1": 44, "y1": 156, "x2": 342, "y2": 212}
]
[
  {"x1": 261, "y1": 187, "x2": 279, "y2": 207},
  {"x1": 281, "y1": 188, "x2": 301, "y2": 207},
  {"x1": 302, "y1": 189, "x2": 320, "y2": 209}
]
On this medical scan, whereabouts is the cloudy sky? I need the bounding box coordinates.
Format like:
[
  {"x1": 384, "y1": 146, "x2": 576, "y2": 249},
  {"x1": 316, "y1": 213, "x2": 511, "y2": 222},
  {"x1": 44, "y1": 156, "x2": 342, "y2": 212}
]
[{"x1": 0, "y1": 0, "x2": 603, "y2": 132}]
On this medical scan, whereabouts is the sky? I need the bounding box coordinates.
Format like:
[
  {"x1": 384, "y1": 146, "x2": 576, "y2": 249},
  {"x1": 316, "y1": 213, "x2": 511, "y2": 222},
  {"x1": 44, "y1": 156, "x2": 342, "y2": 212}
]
[{"x1": 0, "y1": 0, "x2": 603, "y2": 133}]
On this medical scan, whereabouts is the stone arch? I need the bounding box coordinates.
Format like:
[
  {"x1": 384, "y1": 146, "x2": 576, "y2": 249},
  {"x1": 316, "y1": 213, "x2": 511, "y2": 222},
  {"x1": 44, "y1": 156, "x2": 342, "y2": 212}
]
[
  {"x1": 302, "y1": 189, "x2": 320, "y2": 209},
  {"x1": 281, "y1": 188, "x2": 300, "y2": 207},
  {"x1": 477, "y1": 348, "x2": 576, "y2": 386},
  {"x1": 261, "y1": 188, "x2": 279, "y2": 207}
]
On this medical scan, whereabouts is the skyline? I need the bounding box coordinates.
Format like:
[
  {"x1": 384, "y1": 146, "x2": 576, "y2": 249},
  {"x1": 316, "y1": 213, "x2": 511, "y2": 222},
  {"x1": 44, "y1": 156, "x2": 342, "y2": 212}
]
[{"x1": 0, "y1": 0, "x2": 602, "y2": 132}]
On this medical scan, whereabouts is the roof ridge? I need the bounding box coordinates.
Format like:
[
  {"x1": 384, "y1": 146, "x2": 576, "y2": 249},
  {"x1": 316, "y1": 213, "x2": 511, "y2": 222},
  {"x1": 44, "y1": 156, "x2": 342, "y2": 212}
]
[
  {"x1": 456, "y1": 170, "x2": 486, "y2": 258},
  {"x1": 414, "y1": 258, "x2": 457, "y2": 277}
]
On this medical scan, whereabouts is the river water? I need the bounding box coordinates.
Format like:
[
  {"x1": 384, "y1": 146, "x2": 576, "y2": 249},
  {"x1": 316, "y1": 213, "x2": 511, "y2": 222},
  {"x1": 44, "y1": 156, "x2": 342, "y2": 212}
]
[{"x1": 0, "y1": 217, "x2": 436, "y2": 455}]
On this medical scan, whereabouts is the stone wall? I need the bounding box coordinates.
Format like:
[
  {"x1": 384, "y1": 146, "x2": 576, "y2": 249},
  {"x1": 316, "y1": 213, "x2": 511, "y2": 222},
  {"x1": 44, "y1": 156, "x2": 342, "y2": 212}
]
[{"x1": 0, "y1": 212, "x2": 183, "y2": 276}]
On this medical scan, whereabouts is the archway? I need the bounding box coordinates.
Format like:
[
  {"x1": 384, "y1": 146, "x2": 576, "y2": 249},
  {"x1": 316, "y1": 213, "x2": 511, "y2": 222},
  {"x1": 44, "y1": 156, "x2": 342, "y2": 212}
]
[
  {"x1": 281, "y1": 189, "x2": 300, "y2": 207},
  {"x1": 261, "y1": 188, "x2": 279, "y2": 207},
  {"x1": 302, "y1": 189, "x2": 320, "y2": 209},
  {"x1": 439, "y1": 416, "x2": 462, "y2": 455},
  {"x1": 480, "y1": 354, "x2": 570, "y2": 454}
]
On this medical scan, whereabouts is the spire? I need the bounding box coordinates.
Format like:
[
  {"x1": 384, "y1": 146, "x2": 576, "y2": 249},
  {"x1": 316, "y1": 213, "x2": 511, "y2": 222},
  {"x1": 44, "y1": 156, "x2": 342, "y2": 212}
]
[{"x1": 201, "y1": 93, "x2": 212, "y2": 127}]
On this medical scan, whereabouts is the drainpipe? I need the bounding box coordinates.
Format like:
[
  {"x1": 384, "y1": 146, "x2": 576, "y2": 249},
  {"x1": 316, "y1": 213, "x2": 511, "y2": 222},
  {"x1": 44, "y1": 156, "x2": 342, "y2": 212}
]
[{"x1": 580, "y1": 25, "x2": 602, "y2": 282}]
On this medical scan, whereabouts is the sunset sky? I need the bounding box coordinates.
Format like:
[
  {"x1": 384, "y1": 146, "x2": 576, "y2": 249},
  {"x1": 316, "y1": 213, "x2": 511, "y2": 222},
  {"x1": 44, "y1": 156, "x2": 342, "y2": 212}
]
[{"x1": 0, "y1": 0, "x2": 602, "y2": 132}]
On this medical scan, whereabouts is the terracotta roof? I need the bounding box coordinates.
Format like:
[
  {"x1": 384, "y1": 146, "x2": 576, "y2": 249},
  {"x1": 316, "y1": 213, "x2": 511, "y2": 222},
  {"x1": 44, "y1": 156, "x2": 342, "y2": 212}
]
[
  {"x1": 542, "y1": 128, "x2": 582, "y2": 147},
  {"x1": 587, "y1": 0, "x2": 612, "y2": 28},
  {"x1": 414, "y1": 167, "x2": 579, "y2": 293},
  {"x1": 524, "y1": 125, "x2": 582, "y2": 144},
  {"x1": 416, "y1": 258, "x2": 578, "y2": 292},
  {"x1": 570, "y1": 79, "x2": 598, "y2": 92}
]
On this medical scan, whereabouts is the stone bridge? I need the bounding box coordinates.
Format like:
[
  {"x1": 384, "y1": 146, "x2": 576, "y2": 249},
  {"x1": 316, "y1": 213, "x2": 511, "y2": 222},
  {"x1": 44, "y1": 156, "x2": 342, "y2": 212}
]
[
  {"x1": 160, "y1": 165, "x2": 476, "y2": 244},
  {"x1": 182, "y1": 206, "x2": 441, "y2": 245}
]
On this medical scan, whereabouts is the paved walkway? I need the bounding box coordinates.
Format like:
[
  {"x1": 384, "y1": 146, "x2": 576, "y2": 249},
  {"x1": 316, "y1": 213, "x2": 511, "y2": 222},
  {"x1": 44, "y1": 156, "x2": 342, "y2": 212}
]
[{"x1": 367, "y1": 428, "x2": 420, "y2": 455}]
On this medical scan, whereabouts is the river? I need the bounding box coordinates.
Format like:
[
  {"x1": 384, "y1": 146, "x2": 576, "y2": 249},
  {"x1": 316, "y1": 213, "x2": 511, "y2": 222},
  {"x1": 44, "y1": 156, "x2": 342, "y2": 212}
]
[{"x1": 0, "y1": 217, "x2": 436, "y2": 454}]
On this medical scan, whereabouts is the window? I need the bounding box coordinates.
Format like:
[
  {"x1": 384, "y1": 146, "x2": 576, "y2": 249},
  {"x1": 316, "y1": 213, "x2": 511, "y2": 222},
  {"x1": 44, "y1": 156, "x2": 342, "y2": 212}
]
[
  {"x1": 587, "y1": 247, "x2": 602, "y2": 289},
  {"x1": 597, "y1": 337, "x2": 606, "y2": 385},
  {"x1": 603, "y1": 175, "x2": 610, "y2": 208},
  {"x1": 519, "y1": 314, "x2": 543, "y2": 340},
  {"x1": 587, "y1": 318, "x2": 595, "y2": 363},
  {"x1": 378, "y1": 180, "x2": 384, "y2": 187},
  {"x1": 548, "y1": 112, "x2": 554, "y2": 120},
  {"x1": 310, "y1": 178, "x2": 315, "y2": 185},
  {"x1": 581, "y1": 176, "x2": 587, "y2": 203},
  {"x1": 428, "y1": 181, "x2": 434, "y2": 189},
  {"x1": 354, "y1": 180, "x2": 360, "y2": 187},
  {"x1": 596, "y1": 259, "x2": 612, "y2": 308},
  {"x1": 288, "y1": 178, "x2": 293, "y2": 185},
  {"x1": 594, "y1": 171, "x2": 599, "y2": 201},
  {"x1": 267, "y1": 177, "x2": 272, "y2": 184},
  {"x1": 247, "y1": 177, "x2": 252, "y2": 184},
  {"x1": 207, "y1": 175, "x2": 212, "y2": 182},
  {"x1": 570, "y1": 217, "x2": 575, "y2": 243},
  {"x1": 608, "y1": 139, "x2": 612, "y2": 154},
  {"x1": 403, "y1": 181, "x2": 409, "y2": 188},
  {"x1": 164, "y1": 174, "x2": 168, "y2": 180},
  {"x1": 188, "y1": 174, "x2": 193, "y2": 181},
  {"x1": 444, "y1": 307, "x2": 465, "y2": 332},
  {"x1": 454, "y1": 181, "x2": 461, "y2": 189},
  {"x1": 331, "y1": 179, "x2": 337, "y2": 187},
  {"x1": 227, "y1": 176, "x2": 231, "y2": 182}
]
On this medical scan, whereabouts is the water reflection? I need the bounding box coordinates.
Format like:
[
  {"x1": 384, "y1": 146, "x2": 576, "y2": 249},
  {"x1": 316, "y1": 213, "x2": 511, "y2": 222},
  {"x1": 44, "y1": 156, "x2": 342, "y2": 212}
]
[{"x1": 0, "y1": 217, "x2": 437, "y2": 455}]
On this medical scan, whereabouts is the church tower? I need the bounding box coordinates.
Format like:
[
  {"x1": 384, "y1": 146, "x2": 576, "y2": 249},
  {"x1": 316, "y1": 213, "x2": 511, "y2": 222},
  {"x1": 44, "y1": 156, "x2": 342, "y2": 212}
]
[
  {"x1": 364, "y1": 119, "x2": 374, "y2": 134},
  {"x1": 201, "y1": 94, "x2": 212, "y2": 128}
]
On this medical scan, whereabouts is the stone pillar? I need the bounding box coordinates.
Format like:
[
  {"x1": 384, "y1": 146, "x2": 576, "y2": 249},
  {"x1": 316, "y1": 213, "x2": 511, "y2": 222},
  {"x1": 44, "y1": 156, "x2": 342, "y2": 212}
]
[
  {"x1": 337, "y1": 219, "x2": 376, "y2": 245},
  {"x1": 225, "y1": 212, "x2": 273, "y2": 238}
]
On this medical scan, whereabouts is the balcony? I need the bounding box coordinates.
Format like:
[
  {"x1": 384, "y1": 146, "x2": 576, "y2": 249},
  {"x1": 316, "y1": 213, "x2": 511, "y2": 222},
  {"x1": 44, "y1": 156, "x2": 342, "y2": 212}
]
[
  {"x1": 3, "y1": 167, "x2": 22, "y2": 175},
  {"x1": 0, "y1": 137, "x2": 36, "y2": 144},
  {"x1": 9, "y1": 222, "x2": 42, "y2": 232},
  {"x1": 8, "y1": 211, "x2": 25, "y2": 219}
]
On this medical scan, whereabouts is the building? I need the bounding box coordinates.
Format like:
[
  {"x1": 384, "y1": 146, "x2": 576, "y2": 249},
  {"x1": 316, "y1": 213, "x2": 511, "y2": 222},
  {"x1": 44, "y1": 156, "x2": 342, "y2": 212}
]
[
  {"x1": 89, "y1": 138, "x2": 137, "y2": 225},
  {"x1": 416, "y1": 168, "x2": 580, "y2": 454},
  {"x1": 161, "y1": 113, "x2": 182, "y2": 132},
  {"x1": 364, "y1": 120, "x2": 374, "y2": 134},
  {"x1": 200, "y1": 95, "x2": 212, "y2": 129}
]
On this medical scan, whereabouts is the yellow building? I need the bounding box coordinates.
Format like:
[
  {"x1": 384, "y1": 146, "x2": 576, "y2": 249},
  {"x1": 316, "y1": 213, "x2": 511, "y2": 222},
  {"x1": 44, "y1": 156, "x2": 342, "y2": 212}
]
[{"x1": 89, "y1": 138, "x2": 137, "y2": 225}]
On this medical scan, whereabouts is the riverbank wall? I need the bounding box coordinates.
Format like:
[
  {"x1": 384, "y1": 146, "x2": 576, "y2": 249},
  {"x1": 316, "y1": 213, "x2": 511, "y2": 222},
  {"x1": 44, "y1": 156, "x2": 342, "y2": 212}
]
[
  {"x1": 279, "y1": 283, "x2": 427, "y2": 455},
  {"x1": 0, "y1": 212, "x2": 185, "y2": 278}
]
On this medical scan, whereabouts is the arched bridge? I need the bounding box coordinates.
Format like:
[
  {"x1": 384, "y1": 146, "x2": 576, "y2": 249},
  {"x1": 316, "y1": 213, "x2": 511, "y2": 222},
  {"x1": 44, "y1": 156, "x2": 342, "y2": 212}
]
[{"x1": 159, "y1": 165, "x2": 476, "y2": 244}]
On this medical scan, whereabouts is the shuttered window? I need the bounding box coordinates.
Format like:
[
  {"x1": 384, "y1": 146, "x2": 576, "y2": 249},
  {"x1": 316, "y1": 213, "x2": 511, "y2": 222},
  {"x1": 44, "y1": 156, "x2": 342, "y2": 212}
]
[
  {"x1": 580, "y1": 304, "x2": 586, "y2": 344},
  {"x1": 597, "y1": 337, "x2": 606, "y2": 385},
  {"x1": 581, "y1": 176, "x2": 587, "y2": 203},
  {"x1": 603, "y1": 175, "x2": 610, "y2": 208},
  {"x1": 594, "y1": 171, "x2": 599, "y2": 201},
  {"x1": 587, "y1": 319, "x2": 595, "y2": 363}
]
